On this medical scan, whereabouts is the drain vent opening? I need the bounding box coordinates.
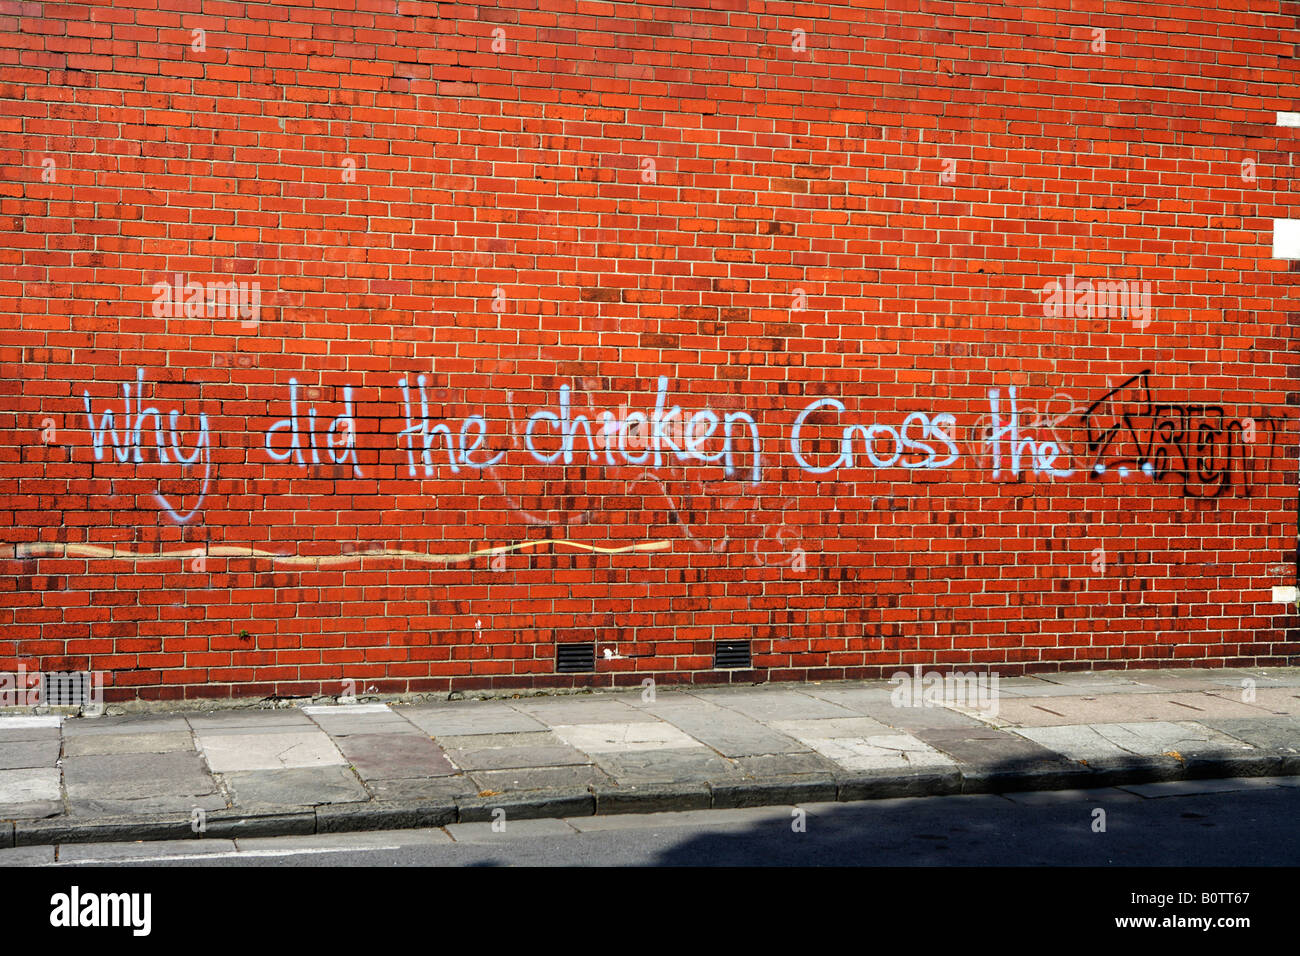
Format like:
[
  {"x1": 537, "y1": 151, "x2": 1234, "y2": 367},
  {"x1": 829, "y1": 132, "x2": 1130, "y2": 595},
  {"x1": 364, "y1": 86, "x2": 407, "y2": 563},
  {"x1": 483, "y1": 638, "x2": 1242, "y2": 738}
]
[
  {"x1": 714, "y1": 640, "x2": 752, "y2": 669},
  {"x1": 556, "y1": 642, "x2": 596, "y2": 673},
  {"x1": 41, "y1": 671, "x2": 94, "y2": 706}
]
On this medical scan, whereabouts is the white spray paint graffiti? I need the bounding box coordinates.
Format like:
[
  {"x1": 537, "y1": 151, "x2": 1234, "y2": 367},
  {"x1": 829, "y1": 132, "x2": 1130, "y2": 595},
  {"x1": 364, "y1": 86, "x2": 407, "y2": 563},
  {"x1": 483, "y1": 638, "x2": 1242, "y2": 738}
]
[
  {"x1": 791, "y1": 400, "x2": 959, "y2": 474},
  {"x1": 63, "y1": 369, "x2": 1279, "y2": 559},
  {"x1": 265, "y1": 378, "x2": 364, "y2": 475},
  {"x1": 397, "y1": 374, "x2": 501, "y2": 476},
  {"x1": 982, "y1": 387, "x2": 1074, "y2": 479},
  {"x1": 522, "y1": 377, "x2": 762, "y2": 483},
  {"x1": 965, "y1": 387, "x2": 1089, "y2": 479},
  {"x1": 81, "y1": 369, "x2": 211, "y2": 524}
]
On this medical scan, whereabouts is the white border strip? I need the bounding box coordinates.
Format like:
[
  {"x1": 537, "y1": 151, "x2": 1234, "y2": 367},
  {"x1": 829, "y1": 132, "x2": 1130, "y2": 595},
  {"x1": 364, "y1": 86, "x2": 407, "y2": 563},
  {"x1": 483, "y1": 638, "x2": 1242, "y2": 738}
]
[
  {"x1": 300, "y1": 703, "x2": 391, "y2": 715},
  {"x1": 1273, "y1": 219, "x2": 1300, "y2": 259},
  {"x1": 0, "y1": 715, "x2": 63, "y2": 728}
]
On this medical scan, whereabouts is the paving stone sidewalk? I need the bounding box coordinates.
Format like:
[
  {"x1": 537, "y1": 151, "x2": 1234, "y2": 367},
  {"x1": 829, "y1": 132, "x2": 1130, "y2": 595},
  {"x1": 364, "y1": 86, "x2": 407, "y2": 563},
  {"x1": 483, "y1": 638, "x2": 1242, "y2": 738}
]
[{"x1": 1, "y1": 667, "x2": 1297, "y2": 848}]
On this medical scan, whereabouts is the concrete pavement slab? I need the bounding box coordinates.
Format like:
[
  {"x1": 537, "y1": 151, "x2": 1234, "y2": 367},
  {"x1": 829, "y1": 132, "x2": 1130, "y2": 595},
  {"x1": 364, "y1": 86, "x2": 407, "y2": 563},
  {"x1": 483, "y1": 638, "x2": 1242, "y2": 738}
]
[
  {"x1": 0, "y1": 767, "x2": 60, "y2": 802},
  {"x1": 979, "y1": 677, "x2": 1161, "y2": 699},
  {"x1": 1233, "y1": 672, "x2": 1300, "y2": 687},
  {"x1": 335, "y1": 733, "x2": 457, "y2": 778},
  {"x1": 197, "y1": 730, "x2": 345, "y2": 772},
  {"x1": 771, "y1": 717, "x2": 896, "y2": 737},
  {"x1": 1204, "y1": 670, "x2": 1300, "y2": 685},
  {"x1": 1199, "y1": 717, "x2": 1300, "y2": 752},
  {"x1": 669, "y1": 722, "x2": 805, "y2": 758},
  {"x1": 190, "y1": 723, "x2": 325, "y2": 737},
  {"x1": 434, "y1": 730, "x2": 558, "y2": 749},
  {"x1": 401, "y1": 704, "x2": 547, "y2": 737},
  {"x1": 974, "y1": 699, "x2": 1077, "y2": 727},
  {"x1": 1157, "y1": 693, "x2": 1284, "y2": 718},
  {"x1": 302, "y1": 704, "x2": 423, "y2": 737},
  {"x1": 771, "y1": 723, "x2": 957, "y2": 772},
  {"x1": 550, "y1": 722, "x2": 701, "y2": 753},
  {"x1": 985, "y1": 694, "x2": 1259, "y2": 727},
  {"x1": 588, "y1": 748, "x2": 743, "y2": 785},
  {"x1": 587, "y1": 689, "x2": 662, "y2": 712},
  {"x1": 915, "y1": 727, "x2": 1078, "y2": 770},
  {"x1": 866, "y1": 702, "x2": 993, "y2": 731},
  {"x1": 0, "y1": 801, "x2": 63, "y2": 819},
  {"x1": 509, "y1": 698, "x2": 649, "y2": 725},
  {"x1": 447, "y1": 744, "x2": 594, "y2": 771},
  {"x1": 695, "y1": 689, "x2": 856, "y2": 721},
  {"x1": 62, "y1": 732, "x2": 194, "y2": 756},
  {"x1": 223, "y1": 766, "x2": 368, "y2": 807},
  {"x1": 642, "y1": 699, "x2": 807, "y2": 756},
  {"x1": 62, "y1": 752, "x2": 216, "y2": 800},
  {"x1": 1224, "y1": 687, "x2": 1300, "y2": 714},
  {"x1": 1009, "y1": 722, "x2": 1137, "y2": 761},
  {"x1": 306, "y1": 717, "x2": 422, "y2": 737},
  {"x1": 982, "y1": 677, "x2": 1059, "y2": 689},
  {"x1": 186, "y1": 711, "x2": 315, "y2": 732},
  {"x1": 1103, "y1": 720, "x2": 1262, "y2": 758},
  {"x1": 1121, "y1": 671, "x2": 1252, "y2": 692},
  {"x1": 815, "y1": 735, "x2": 957, "y2": 772},
  {"x1": 1014, "y1": 721, "x2": 1256, "y2": 762},
  {"x1": 437, "y1": 731, "x2": 593, "y2": 771},
  {"x1": 735, "y1": 752, "x2": 843, "y2": 777},
  {"x1": 0, "y1": 739, "x2": 59, "y2": 769},
  {"x1": 468, "y1": 765, "x2": 612, "y2": 792},
  {"x1": 991, "y1": 681, "x2": 1157, "y2": 698},
  {"x1": 0, "y1": 727, "x2": 62, "y2": 743},
  {"x1": 796, "y1": 684, "x2": 897, "y2": 711},
  {"x1": 1037, "y1": 672, "x2": 1148, "y2": 688},
  {"x1": 67, "y1": 793, "x2": 228, "y2": 816},
  {"x1": 63, "y1": 716, "x2": 188, "y2": 737}
]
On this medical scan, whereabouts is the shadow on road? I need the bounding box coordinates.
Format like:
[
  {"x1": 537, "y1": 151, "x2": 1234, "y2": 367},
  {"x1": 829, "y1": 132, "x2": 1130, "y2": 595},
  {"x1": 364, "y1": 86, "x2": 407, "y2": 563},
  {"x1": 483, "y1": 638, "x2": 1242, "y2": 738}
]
[{"x1": 649, "y1": 781, "x2": 1300, "y2": 867}]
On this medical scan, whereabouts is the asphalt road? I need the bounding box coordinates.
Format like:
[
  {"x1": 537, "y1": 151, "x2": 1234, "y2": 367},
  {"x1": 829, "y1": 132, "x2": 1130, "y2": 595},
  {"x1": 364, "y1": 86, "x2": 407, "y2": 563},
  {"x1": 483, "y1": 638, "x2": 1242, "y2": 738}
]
[{"x1": 7, "y1": 775, "x2": 1298, "y2": 867}]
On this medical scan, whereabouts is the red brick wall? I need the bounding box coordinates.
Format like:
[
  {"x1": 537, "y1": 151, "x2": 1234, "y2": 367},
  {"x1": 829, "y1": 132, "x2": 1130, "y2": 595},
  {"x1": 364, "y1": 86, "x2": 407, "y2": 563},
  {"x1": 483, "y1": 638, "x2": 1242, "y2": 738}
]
[{"x1": 3, "y1": 0, "x2": 1299, "y2": 702}]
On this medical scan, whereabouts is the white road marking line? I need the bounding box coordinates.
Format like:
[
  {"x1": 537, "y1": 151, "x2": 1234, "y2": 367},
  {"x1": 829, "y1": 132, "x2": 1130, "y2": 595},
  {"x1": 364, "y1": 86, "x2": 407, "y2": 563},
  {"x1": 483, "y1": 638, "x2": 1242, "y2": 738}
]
[{"x1": 54, "y1": 844, "x2": 403, "y2": 865}]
